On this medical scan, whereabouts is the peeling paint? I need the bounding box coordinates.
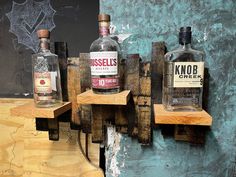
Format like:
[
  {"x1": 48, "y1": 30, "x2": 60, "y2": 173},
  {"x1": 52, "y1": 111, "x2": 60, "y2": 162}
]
[
  {"x1": 106, "y1": 126, "x2": 123, "y2": 177},
  {"x1": 101, "y1": 0, "x2": 236, "y2": 176}
]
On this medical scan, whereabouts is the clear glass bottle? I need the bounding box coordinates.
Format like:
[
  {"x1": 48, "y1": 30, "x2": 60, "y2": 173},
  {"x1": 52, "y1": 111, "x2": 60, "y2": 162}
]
[
  {"x1": 89, "y1": 14, "x2": 120, "y2": 94},
  {"x1": 162, "y1": 27, "x2": 205, "y2": 111},
  {"x1": 32, "y1": 29, "x2": 63, "y2": 107}
]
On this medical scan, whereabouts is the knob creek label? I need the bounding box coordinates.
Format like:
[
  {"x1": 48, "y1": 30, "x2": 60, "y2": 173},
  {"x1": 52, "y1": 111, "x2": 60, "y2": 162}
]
[{"x1": 173, "y1": 62, "x2": 204, "y2": 88}]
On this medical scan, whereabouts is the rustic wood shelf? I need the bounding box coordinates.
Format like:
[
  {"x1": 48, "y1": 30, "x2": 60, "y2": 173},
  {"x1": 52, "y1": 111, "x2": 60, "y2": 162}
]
[
  {"x1": 10, "y1": 100, "x2": 72, "y2": 119},
  {"x1": 77, "y1": 89, "x2": 131, "y2": 105},
  {"x1": 4, "y1": 99, "x2": 103, "y2": 176},
  {"x1": 154, "y1": 104, "x2": 212, "y2": 126}
]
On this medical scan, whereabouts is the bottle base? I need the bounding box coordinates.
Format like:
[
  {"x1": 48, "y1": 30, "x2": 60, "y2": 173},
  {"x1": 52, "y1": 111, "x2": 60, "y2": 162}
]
[
  {"x1": 92, "y1": 87, "x2": 120, "y2": 94},
  {"x1": 163, "y1": 105, "x2": 203, "y2": 112},
  {"x1": 34, "y1": 100, "x2": 63, "y2": 108}
]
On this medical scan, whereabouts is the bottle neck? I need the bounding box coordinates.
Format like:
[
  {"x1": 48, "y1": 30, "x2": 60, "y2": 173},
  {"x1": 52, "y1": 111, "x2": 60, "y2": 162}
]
[
  {"x1": 179, "y1": 43, "x2": 192, "y2": 50},
  {"x1": 99, "y1": 21, "x2": 110, "y2": 37},
  {"x1": 39, "y1": 38, "x2": 50, "y2": 52},
  {"x1": 179, "y1": 30, "x2": 192, "y2": 46}
]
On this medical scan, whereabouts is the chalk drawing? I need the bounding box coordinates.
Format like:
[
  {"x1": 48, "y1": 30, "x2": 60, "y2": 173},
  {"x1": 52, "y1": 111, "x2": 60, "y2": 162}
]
[{"x1": 6, "y1": 0, "x2": 56, "y2": 53}]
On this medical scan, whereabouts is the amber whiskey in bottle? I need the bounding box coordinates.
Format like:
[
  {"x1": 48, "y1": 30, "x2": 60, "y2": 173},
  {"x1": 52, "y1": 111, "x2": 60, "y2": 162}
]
[
  {"x1": 89, "y1": 14, "x2": 120, "y2": 94},
  {"x1": 32, "y1": 29, "x2": 63, "y2": 107},
  {"x1": 163, "y1": 27, "x2": 204, "y2": 111}
]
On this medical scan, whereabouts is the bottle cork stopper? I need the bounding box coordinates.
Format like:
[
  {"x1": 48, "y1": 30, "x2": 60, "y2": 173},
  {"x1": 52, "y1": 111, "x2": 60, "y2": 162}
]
[
  {"x1": 98, "y1": 14, "x2": 110, "y2": 22},
  {"x1": 37, "y1": 29, "x2": 50, "y2": 38}
]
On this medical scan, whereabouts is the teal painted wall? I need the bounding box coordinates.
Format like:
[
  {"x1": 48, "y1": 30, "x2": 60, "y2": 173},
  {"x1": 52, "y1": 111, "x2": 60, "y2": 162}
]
[{"x1": 100, "y1": 0, "x2": 236, "y2": 177}]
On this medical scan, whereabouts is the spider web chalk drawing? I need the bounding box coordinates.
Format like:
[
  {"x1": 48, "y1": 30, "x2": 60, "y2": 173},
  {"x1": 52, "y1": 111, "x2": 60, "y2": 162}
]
[{"x1": 6, "y1": 0, "x2": 56, "y2": 53}]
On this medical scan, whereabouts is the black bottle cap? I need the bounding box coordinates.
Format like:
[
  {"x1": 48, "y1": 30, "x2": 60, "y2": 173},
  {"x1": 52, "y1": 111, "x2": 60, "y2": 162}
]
[{"x1": 179, "y1": 26, "x2": 192, "y2": 45}]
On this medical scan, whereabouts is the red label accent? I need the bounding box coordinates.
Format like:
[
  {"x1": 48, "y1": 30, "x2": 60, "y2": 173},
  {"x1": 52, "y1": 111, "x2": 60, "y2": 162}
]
[
  {"x1": 92, "y1": 77, "x2": 119, "y2": 89},
  {"x1": 40, "y1": 80, "x2": 46, "y2": 85},
  {"x1": 90, "y1": 58, "x2": 117, "y2": 67}
]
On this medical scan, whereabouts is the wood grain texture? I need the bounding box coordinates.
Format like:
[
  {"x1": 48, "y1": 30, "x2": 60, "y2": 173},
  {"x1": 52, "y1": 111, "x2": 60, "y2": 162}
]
[
  {"x1": 79, "y1": 53, "x2": 91, "y2": 92},
  {"x1": 80, "y1": 105, "x2": 92, "y2": 133},
  {"x1": 47, "y1": 118, "x2": 59, "y2": 141},
  {"x1": 151, "y1": 42, "x2": 166, "y2": 103},
  {"x1": 154, "y1": 104, "x2": 212, "y2": 126},
  {"x1": 115, "y1": 106, "x2": 128, "y2": 133},
  {"x1": 23, "y1": 120, "x2": 103, "y2": 177},
  {"x1": 137, "y1": 96, "x2": 151, "y2": 106},
  {"x1": 140, "y1": 62, "x2": 151, "y2": 77},
  {"x1": 174, "y1": 125, "x2": 205, "y2": 144},
  {"x1": 79, "y1": 53, "x2": 92, "y2": 134},
  {"x1": 124, "y1": 54, "x2": 140, "y2": 95},
  {"x1": 138, "y1": 106, "x2": 151, "y2": 144},
  {"x1": 126, "y1": 98, "x2": 138, "y2": 137},
  {"x1": 0, "y1": 99, "x2": 102, "y2": 177},
  {"x1": 139, "y1": 77, "x2": 151, "y2": 96},
  {"x1": 68, "y1": 57, "x2": 81, "y2": 128},
  {"x1": 0, "y1": 99, "x2": 25, "y2": 177},
  {"x1": 115, "y1": 106, "x2": 128, "y2": 126},
  {"x1": 91, "y1": 105, "x2": 104, "y2": 143},
  {"x1": 10, "y1": 101, "x2": 72, "y2": 119},
  {"x1": 138, "y1": 61, "x2": 152, "y2": 144},
  {"x1": 55, "y1": 42, "x2": 68, "y2": 102},
  {"x1": 151, "y1": 42, "x2": 166, "y2": 75},
  {"x1": 77, "y1": 90, "x2": 130, "y2": 105}
]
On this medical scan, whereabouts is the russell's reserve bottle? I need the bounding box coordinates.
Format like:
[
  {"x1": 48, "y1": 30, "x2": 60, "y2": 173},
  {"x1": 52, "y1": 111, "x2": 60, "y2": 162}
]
[
  {"x1": 32, "y1": 29, "x2": 63, "y2": 107},
  {"x1": 162, "y1": 27, "x2": 205, "y2": 111},
  {"x1": 89, "y1": 14, "x2": 120, "y2": 94}
]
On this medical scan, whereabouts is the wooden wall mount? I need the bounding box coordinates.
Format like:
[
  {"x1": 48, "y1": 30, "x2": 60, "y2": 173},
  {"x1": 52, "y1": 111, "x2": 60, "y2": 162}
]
[
  {"x1": 11, "y1": 101, "x2": 72, "y2": 141},
  {"x1": 154, "y1": 104, "x2": 212, "y2": 126}
]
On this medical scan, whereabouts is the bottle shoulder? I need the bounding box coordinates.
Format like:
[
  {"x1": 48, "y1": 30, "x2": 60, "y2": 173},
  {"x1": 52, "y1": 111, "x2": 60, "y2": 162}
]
[
  {"x1": 165, "y1": 47, "x2": 204, "y2": 62},
  {"x1": 33, "y1": 51, "x2": 58, "y2": 58},
  {"x1": 90, "y1": 36, "x2": 120, "y2": 52}
]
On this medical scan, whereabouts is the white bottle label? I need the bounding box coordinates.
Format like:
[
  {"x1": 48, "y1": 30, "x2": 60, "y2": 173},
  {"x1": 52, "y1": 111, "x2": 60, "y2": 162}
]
[
  {"x1": 34, "y1": 72, "x2": 52, "y2": 93},
  {"x1": 34, "y1": 71, "x2": 57, "y2": 93},
  {"x1": 173, "y1": 62, "x2": 204, "y2": 88},
  {"x1": 50, "y1": 71, "x2": 57, "y2": 91},
  {"x1": 90, "y1": 51, "x2": 118, "y2": 76}
]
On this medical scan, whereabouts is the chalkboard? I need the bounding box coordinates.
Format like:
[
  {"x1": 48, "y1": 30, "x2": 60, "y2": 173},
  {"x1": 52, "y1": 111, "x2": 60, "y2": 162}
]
[{"x1": 0, "y1": 0, "x2": 99, "y2": 97}]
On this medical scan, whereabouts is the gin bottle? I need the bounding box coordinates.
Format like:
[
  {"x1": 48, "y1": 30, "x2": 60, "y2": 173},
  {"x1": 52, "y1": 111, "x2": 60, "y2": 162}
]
[
  {"x1": 90, "y1": 14, "x2": 120, "y2": 94},
  {"x1": 162, "y1": 27, "x2": 204, "y2": 111},
  {"x1": 32, "y1": 29, "x2": 63, "y2": 107}
]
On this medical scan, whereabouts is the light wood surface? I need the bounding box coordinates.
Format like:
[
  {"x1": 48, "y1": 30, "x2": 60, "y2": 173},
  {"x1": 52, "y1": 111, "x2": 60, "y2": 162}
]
[
  {"x1": 0, "y1": 99, "x2": 25, "y2": 177},
  {"x1": 77, "y1": 90, "x2": 130, "y2": 105},
  {"x1": 10, "y1": 101, "x2": 72, "y2": 119},
  {"x1": 0, "y1": 99, "x2": 103, "y2": 177},
  {"x1": 154, "y1": 104, "x2": 212, "y2": 126}
]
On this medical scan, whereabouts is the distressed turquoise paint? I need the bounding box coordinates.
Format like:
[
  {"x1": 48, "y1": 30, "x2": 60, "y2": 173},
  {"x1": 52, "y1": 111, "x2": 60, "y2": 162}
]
[{"x1": 101, "y1": 0, "x2": 236, "y2": 177}]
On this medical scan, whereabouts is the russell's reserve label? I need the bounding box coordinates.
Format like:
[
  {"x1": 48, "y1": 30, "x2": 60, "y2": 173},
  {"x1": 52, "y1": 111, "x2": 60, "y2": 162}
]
[
  {"x1": 90, "y1": 51, "x2": 118, "y2": 76},
  {"x1": 34, "y1": 72, "x2": 52, "y2": 93},
  {"x1": 173, "y1": 62, "x2": 204, "y2": 88},
  {"x1": 90, "y1": 51, "x2": 118, "y2": 89}
]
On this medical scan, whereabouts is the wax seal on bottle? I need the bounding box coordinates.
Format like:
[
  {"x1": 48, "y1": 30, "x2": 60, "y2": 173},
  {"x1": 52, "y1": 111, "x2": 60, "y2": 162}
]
[
  {"x1": 37, "y1": 29, "x2": 50, "y2": 38},
  {"x1": 98, "y1": 13, "x2": 110, "y2": 21}
]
